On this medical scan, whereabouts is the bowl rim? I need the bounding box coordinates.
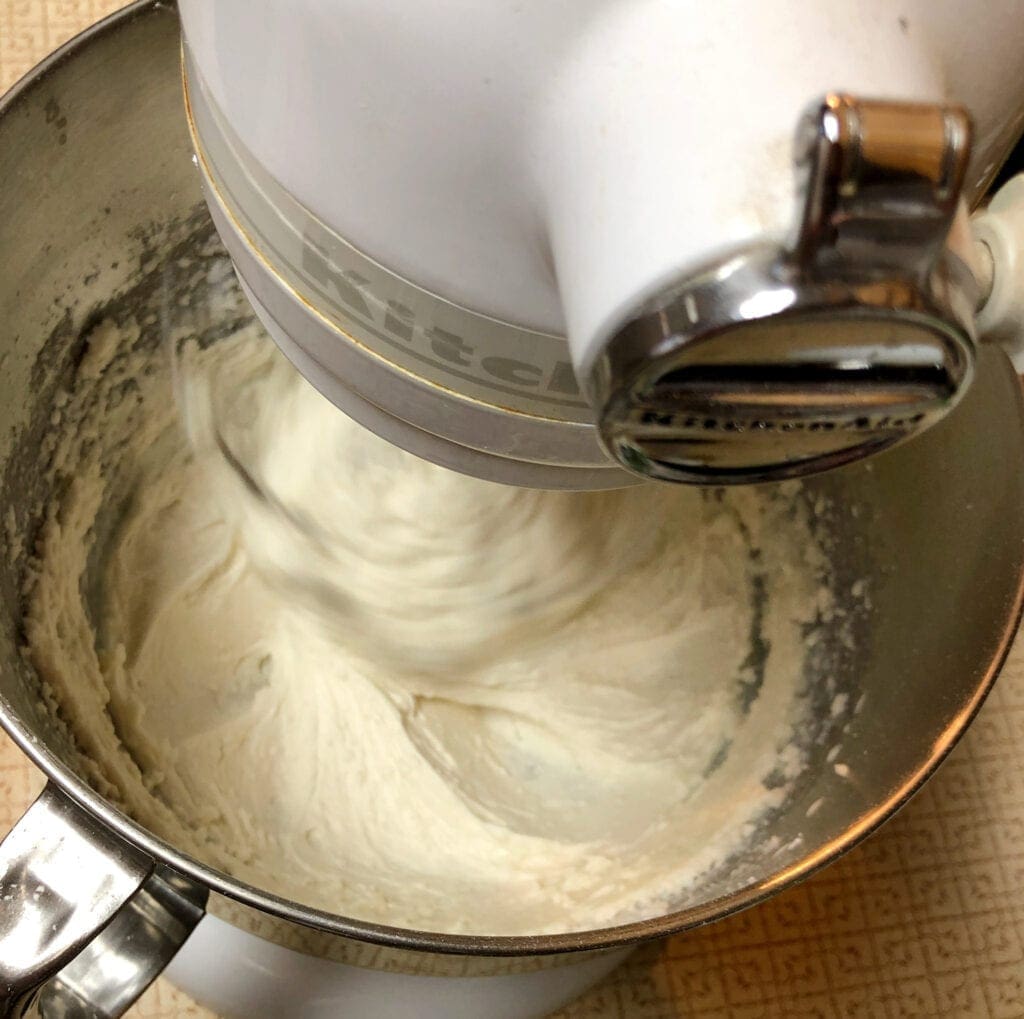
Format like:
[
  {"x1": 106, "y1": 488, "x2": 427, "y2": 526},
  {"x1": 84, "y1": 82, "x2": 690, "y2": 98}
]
[{"x1": 2, "y1": 0, "x2": 1024, "y2": 959}]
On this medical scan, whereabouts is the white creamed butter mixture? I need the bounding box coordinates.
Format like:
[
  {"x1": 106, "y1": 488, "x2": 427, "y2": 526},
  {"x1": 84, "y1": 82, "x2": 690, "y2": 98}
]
[{"x1": 23, "y1": 313, "x2": 831, "y2": 936}]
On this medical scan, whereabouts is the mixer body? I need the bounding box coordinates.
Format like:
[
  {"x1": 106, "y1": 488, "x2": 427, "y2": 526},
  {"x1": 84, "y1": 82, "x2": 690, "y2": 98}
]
[{"x1": 179, "y1": 0, "x2": 1024, "y2": 485}]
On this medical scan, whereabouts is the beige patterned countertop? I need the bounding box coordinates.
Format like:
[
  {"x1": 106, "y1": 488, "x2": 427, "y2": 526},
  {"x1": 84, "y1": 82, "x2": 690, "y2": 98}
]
[{"x1": 3, "y1": 4, "x2": 1024, "y2": 1017}]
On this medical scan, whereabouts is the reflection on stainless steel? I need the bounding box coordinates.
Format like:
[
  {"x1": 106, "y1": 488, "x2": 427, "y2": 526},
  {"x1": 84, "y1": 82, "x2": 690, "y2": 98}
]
[
  {"x1": 0, "y1": 785, "x2": 204, "y2": 1018},
  {"x1": 589, "y1": 96, "x2": 978, "y2": 484},
  {"x1": 0, "y1": 0, "x2": 1022, "y2": 1007}
]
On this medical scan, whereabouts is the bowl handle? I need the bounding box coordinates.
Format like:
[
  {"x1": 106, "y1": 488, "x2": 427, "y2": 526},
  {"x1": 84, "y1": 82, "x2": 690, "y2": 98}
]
[{"x1": 0, "y1": 782, "x2": 206, "y2": 1017}]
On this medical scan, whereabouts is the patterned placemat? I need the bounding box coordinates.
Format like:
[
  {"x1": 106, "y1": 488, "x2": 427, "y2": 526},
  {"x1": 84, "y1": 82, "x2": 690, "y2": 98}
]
[{"x1": 3, "y1": 4, "x2": 1024, "y2": 1016}]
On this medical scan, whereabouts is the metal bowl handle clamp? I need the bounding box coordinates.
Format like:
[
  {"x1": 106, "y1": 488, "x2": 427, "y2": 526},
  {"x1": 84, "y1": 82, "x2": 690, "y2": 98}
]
[{"x1": 0, "y1": 784, "x2": 205, "y2": 1018}]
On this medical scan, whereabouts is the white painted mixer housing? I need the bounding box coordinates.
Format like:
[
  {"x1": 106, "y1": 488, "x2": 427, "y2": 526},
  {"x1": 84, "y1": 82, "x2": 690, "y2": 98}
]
[{"x1": 179, "y1": 0, "x2": 1024, "y2": 487}]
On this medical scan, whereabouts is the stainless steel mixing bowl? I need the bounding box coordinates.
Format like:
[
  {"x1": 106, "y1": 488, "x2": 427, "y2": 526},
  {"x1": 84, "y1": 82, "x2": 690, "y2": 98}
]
[{"x1": 2, "y1": 3, "x2": 1024, "y2": 1016}]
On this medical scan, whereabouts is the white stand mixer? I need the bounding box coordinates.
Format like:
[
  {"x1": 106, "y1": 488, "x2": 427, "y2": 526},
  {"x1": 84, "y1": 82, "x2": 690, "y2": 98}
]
[
  {"x1": 174, "y1": 6, "x2": 1024, "y2": 1010},
  {"x1": 6, "y1": 5, "x2": 1024, "y2": 1019},
  {"x1": 179, "y1": 0, "x2": 1024, "y2": 488}
]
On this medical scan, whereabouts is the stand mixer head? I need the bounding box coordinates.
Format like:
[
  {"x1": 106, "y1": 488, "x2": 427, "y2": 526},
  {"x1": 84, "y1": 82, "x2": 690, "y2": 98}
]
[{"x1": 178, "y1": 0, "x2": 1024, "y2": 487}]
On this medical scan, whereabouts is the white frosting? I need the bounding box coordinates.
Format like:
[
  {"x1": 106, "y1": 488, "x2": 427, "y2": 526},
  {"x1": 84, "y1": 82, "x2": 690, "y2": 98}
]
[{"x1": 25, "y1": 319, "x2": 829, "y2": 936}]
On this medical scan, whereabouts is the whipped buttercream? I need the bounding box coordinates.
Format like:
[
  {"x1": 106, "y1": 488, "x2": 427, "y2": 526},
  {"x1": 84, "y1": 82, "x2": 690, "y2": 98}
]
[{"x1": 24, "y1": 314, "x2": 831, "y2": 935}]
